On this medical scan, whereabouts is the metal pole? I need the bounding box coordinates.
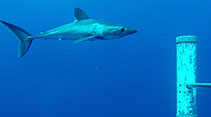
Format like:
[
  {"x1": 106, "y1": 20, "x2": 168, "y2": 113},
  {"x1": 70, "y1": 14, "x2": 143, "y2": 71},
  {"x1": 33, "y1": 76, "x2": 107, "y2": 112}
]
[
  {"x1": 176, "y1": 35, "x2": 197, "y2": 117},
  {"x1": 188, "y1": 83, "x2": 211, "y2": 89}
]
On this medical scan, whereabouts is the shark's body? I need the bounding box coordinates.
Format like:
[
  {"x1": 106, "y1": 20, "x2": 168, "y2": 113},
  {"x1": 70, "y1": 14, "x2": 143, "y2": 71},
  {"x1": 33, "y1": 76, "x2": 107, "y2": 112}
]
[
  {"x1": 31, "y1": 19, "x2": 126, "y2": 40},
  {"x1": 0, "y1": 7, "x2": 137, "y2": 57}
]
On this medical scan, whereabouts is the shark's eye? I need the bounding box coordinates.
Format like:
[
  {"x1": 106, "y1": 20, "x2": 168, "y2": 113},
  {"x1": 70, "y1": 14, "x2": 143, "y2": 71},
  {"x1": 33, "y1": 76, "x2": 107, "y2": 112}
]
[{"x1": 121, "y1": 28, "x2": 125, "y2": 32}]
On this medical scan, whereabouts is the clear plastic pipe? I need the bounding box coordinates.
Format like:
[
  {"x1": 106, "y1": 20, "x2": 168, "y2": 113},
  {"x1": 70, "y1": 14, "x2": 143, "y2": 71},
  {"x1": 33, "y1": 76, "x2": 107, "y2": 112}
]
[{"x1": 176, "y1": 35, "x2": 197, "y2": 117}]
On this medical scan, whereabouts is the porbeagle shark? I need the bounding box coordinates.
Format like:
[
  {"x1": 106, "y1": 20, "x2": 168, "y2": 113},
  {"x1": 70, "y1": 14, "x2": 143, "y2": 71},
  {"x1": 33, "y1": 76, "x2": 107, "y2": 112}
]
[{"x1": 0, "y1": 7, "x2": 137, "y2": 57}]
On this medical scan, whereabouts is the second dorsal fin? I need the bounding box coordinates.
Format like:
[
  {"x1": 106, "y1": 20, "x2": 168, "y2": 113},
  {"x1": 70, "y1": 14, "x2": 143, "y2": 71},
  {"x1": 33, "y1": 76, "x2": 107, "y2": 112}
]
[{"x1": 74, "y1": 7, "x2": 89, "y2": 20}]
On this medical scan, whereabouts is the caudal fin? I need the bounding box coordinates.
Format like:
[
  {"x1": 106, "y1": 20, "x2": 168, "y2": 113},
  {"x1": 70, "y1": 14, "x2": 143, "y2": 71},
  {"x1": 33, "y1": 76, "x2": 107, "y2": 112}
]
[{"x1": 0, "y1": 20, "x2": 33, "y2": 57}]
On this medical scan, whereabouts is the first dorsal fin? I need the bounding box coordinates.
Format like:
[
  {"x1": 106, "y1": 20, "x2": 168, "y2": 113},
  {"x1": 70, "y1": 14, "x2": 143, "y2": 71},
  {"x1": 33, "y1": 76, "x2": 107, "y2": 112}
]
[{"x1": 74, "y1": 7, "x2": 89, "y2": 20}]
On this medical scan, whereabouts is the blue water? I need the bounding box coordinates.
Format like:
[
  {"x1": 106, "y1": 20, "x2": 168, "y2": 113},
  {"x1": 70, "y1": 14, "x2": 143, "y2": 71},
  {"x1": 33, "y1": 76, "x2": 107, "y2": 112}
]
[{"x1": 1, "y1": 0, "x2": 211, "y2": 117}]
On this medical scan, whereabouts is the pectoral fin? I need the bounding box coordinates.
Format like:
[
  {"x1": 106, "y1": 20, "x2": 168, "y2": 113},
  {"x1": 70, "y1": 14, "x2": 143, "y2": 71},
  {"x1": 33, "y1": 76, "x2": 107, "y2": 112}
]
[{"x1": 72, "y1": 35, "x2": 96, "y2": 44}]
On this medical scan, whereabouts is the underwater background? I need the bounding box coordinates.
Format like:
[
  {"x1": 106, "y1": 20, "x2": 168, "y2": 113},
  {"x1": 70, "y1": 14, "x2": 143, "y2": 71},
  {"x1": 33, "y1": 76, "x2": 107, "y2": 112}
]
[{"x1": 0, "y1": 0, "x2": 211, "y2": 117}]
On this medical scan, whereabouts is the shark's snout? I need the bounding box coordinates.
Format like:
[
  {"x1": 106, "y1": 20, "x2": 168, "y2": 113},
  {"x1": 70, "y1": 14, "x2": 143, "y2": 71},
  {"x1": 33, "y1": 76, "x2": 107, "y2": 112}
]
[
  {"x1": 127, "y1": 28, "x2": 138, "y2": 34},
  {"x1": 133, "y1": 29, "x2": 138, "y2": 33}
]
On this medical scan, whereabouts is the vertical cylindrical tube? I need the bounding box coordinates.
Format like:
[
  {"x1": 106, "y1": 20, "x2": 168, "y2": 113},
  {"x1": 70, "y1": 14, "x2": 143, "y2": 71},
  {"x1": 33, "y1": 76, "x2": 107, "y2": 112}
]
[{"x1": 176, "y1": 35, "x2": 197, "y2": 117}]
